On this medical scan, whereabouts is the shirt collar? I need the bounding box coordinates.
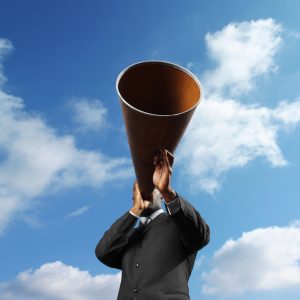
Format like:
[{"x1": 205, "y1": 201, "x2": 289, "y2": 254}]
[{"x1": 140, "y1": 208, "x2": 164, "y2": 224}]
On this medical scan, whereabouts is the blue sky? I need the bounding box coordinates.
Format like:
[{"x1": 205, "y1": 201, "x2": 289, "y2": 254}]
[{"x1": 0, "y1": 1, "x2": 300, "y2": 299}]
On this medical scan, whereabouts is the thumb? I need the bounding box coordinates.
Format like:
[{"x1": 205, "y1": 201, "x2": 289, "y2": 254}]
[{"x1": 143, "y1": 200, "x2": 150, "y2": 209}]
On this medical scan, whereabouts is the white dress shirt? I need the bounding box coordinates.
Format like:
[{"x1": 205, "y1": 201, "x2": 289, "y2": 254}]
[{"x1": 129, "y1": 192, "x2": 180, "y2": 220}]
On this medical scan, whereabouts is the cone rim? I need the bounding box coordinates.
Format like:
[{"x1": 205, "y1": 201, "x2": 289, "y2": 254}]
[{"x1": 116, "y1": 60, "x2": 202, "y2": 117}]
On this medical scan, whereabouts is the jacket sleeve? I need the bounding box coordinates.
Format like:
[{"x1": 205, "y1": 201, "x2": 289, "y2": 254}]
[
  {"x1": 95, "y1": 211, "x2": 138, "y2": 269},
  {"x1": 165, "y1": 194, "x2": 210, "y2": 252}
]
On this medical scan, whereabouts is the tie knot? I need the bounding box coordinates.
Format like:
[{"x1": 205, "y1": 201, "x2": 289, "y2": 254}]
[{"x1": 139, "y1": 216, "x2": 152, "y2": 226}]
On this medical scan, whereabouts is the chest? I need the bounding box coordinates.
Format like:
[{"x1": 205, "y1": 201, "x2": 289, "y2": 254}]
[{"x1": 123, "y1": 219, "x2": 186, "y2": 268}]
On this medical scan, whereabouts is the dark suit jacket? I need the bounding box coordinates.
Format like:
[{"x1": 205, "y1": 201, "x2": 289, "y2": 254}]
[{"x1": 95, "y1": 194, "x2": 210, "y2": 300}]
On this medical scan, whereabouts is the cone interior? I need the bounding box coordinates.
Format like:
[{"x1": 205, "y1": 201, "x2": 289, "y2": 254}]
[{"x1": 117, "y1": 62, "x2": 200, "y2": 116}]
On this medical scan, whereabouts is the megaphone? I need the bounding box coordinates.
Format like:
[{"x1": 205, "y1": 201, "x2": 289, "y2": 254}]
[{"x1": 116, "y1": 61, "x2": 202, "y2": 199}]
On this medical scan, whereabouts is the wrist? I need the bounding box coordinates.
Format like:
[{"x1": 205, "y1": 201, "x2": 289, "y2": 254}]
[
  {"x1": 162, "y1": 187, "x2": 177, "y2": 203},
  {"x1": 130, "y1": 207, "x2": 142, "y2": 217}
]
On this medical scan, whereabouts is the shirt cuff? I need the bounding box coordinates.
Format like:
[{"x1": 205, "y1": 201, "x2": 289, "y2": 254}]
[
  {"x1": 164, "y1": 193, "x2": 180, "y2": 215},
  {"x1": 129, "y1": 210, "x2": 140, "y2": 218}
]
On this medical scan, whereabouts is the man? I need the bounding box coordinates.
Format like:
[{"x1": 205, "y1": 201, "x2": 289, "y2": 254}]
[{"x1": 95, "y1": 149, "x2": 210, "y2": 299}]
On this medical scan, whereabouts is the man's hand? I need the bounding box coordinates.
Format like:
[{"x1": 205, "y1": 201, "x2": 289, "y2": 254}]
[
  {"x1": 153, "y1": 149, "x2": 177, "y2": 203},
  {"x1": 130, "y1": 181, "x2": 150, "y2": 217}
]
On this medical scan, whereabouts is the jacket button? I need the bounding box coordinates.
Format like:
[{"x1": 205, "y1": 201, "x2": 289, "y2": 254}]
[
  {"x1": 133, "y1": 288, "x2": 138, "y2": 293},
  {"x1": 135, "y1": 263, "x2": 139, "y2": 268}
]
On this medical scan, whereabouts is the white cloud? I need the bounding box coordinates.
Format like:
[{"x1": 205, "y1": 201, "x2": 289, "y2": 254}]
[
  {"x1": 201, "y1": 222, "x2": 300, "y2": 295},
  {"x1": 72, "y1": 99, "x2": 108, "y2": 130},
  {"x1": 177, "y1": 97, "x2": 300, "y2": 193},
  {"x1": 0, "y1": 261, "x2": 121, "y2": 300},
  {"x1": 204, "y1": 18, "x2": 282, "y2": 96},
  {"x1": 64, "y1": 206, "x2": 90, "y2": 219},
  {"x1": 177, "y1": 19, "x2": 300, "y2": 193},
  {"x1": 0, "y1": 38, "x2": 132, "y2": 234}
]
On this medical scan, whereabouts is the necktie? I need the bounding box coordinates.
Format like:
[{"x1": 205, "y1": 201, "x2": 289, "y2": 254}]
[{"x1": 139, "y1": 216, "x2": 152, "y2": 227}]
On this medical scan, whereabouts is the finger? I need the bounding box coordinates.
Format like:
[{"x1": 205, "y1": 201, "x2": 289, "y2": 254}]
[
  {"x1": 162, "y1": 149, "x2": 169, "y2": 167},
  {"x1": 143, "y1": 200, "x2": 150, "y2": 210},
  {"x1": 133, "y1": 181, "x2": 142, "y2": 200},
  {"x1": 166, "y1": 150, "x2": 174, "y2": 167},
  {"x1": 135, "y1": 181, "x2": 142, "y2": 190},
  {"x1": 162, "y1": 149, "x2": 174, "y2": 168},
  {"x1": 135, "y1": 185, "x2": 142, "y2": 197}
]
